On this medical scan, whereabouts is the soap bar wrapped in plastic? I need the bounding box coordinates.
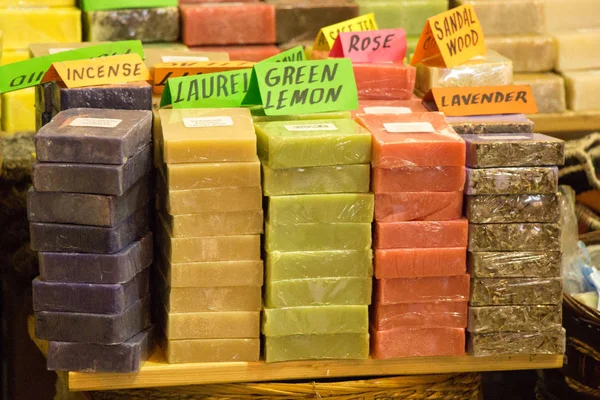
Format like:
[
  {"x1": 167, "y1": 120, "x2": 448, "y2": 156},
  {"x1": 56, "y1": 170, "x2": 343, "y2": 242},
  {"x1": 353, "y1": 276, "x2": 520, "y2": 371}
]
[
  {"x1": 266, "y1": 250, "x2": 373, "y2": 281},
  {"x1": 265, "y1": 333, "x2": 369, "y2": 363},
  {"x1": 465, "y1": 194, "x2": 560, "y2": 224},
  {"x1": 470, "y1": 278, "x2": 563, "y2": 306},
  {"x1": 372, "y1": 327, "x2": 465, "y2": 358},
  {"x1": 447, "y1": 114, "x2": 534, "y2": 135},
  {"x1": 84, "y1": 8, "x2": 180, "y2": 42},
  {"x1": 456, "y1": 0, "x2": 545, "y2": 36},
  {"x1": 373, "y1": 302, "x2": 468, "y2": 330},
  {"x1": 513, "y1": 73, "x2": 566, "y2": 114},
  {"x1": 353, "y1": 63, "x2": 416, "y2": 100},
  {"x1": 376, "y1": 275, "x2": 470, "y2": 304},
  {"x1": 262, "y1": 306, "x2": 369, "y2": 336},
  {"x1": 161, "y1": 338, "x2": 259, "y2": 364},
  {"x1": 468, "y1": 223, "x2": 561, "y2": 252},
  {"x1": 468, "y1": 328, "x2": 566, "y2": 357},
  {"x1": 468, "y1": 305, "x2": 562, "y2": 333},
  {"x1": 267, "y1": 194, "x2": 374, "y2": 224},
  {"x1": 465, "y1": 167, "x2": 558, "y2": 195},
  {"x1": 265, "y1": 278, "x2": 372, "y2": 308},
  {"x1": 265, "y1": 222, "x2": 372, "y2": 252},
  {"x1": 415, "y1": 51, "x2": 513, "y2": 95},
  {"x1": 485, "y1": 35, "x2": 555, "y2": 73},
  {"x1": 468, "y1": 251, "x2": 562, "y2": 278},
  {"x1": 463, "y1": 134, "x2": 565, "y2": 168}
]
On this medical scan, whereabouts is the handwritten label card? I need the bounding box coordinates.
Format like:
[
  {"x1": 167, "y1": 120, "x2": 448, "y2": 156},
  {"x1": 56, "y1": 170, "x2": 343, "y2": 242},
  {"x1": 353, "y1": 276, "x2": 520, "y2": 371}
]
[
  {"x1": 242, "y1": 59, "x2": 358, "y2": 116},
  {"x1": 422, "y1": 85, "x2": 538, "y2": 116},
  {"x1": 411, "y1": 4, "x2": 486, "y2": 68},
  {"x1": 262, "y1": 46, "x2": 306, "y2": 63},
  {"x1": 329, "y1": 29, "x2": 407, "y2": 63},
  {"x1": 313, "y1": 13, "x2": 378, "y2": 52}
]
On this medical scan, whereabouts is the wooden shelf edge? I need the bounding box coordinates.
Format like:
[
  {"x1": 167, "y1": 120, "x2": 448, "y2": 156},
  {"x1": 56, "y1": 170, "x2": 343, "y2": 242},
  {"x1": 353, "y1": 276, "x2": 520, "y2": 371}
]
[
  {"x1": 28, "y1": 317, "x2": 564, "y2": 392},
  {"x1": 529, "y1": 111, "x2": 600, "y2": 138}
]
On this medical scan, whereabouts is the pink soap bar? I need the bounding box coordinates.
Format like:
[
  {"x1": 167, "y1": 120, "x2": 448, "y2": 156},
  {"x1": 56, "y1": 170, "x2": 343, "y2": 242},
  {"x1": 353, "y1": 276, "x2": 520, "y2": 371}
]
[
  {"x1": 375, "y1": 275, "x2": 471, "y2": 304},
  {"x1": 372, "y1": 327, "x2": 465, "y2": 358},
  {"x1": 375, "y1": 219, "x2": 468, "y2": 249},
  {"x1": 375, "y1": 247, "x2": 466, "y2": 278},
  {"x1": 181, "y1": 4, "x2": 276, "y2": 46},
  {"x1": 357, "y1": 113, "x2": 465, "y2": 168},
  {"x1": 191, "y1": 45, "x2": 280, "y2": 62},
  {"x1": 372, "y1": 167, "x2": 466, "y2": 194},
  {"x1": 353, "y1": 63, "x2": 416, "y2": 100},
  {"x1": 375, "y1": 191, "x2": 463, "y2": 222},
  {"x1": 372, "y1": 302, "x2": 468, "y2": 330},
  {"x1": 352, "y1": 99, "x2": 427, "y2": 118}
]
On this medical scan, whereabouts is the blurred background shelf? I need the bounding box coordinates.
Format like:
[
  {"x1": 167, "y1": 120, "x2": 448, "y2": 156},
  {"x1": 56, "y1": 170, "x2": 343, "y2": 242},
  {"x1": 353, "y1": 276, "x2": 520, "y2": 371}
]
[{"x1": 529, "y1": 111, "x2": 600, "y2": 140}]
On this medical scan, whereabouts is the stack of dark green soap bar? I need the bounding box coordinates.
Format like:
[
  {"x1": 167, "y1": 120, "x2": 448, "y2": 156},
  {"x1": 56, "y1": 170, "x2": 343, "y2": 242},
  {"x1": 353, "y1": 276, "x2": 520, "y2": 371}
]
[{"x1": 29, "y1": 108, "x2": 155, "y2": 373}]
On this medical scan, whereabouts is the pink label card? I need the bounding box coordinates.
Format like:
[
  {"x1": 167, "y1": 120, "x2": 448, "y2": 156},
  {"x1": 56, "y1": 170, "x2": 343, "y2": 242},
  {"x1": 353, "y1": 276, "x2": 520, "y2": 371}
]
[{"x1": 329, "y1": 29, "x2": 407, "y2": 63}]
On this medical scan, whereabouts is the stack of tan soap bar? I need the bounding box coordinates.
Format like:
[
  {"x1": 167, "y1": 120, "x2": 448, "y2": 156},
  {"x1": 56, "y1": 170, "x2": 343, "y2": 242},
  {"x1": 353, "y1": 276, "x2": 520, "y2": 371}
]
[
  {"x1": 255, "y1": 118, "x2": 373, "y2": 363},
  {"x1": 156, "y1": 108, "x2": 263, "y2": 364},
  {"x1": 463, "y1": 133, "x2": 567, "y2": 356}
]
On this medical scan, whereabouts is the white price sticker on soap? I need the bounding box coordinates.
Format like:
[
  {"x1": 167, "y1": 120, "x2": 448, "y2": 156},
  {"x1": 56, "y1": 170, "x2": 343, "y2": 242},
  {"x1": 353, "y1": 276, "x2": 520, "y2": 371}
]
[
  {"x1": 364, "y1": 106, "x2": 411, "y2": 115},
  {"x1": 69, "y1": 118, "x2": 122, "y2": 128},
  {"x1": 183, "y1": 116, "x2": 234, "y2": 128},
  {"x1": 48, "y1": 48, "x2": 75, "y2": 55},
  {"x1": 284, "y1": 124, "x2": 338, "y2": 131},
  {"x1": 161, "y1": 56, "x2": 210, "y2": 62},
  {"x1": 384, "y1": 122, "x2": 434, "y2": 133}
]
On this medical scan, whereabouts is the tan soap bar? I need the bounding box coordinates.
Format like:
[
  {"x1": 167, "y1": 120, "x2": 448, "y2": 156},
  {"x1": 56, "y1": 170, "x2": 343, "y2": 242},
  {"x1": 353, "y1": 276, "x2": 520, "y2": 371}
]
[
  {"x1": 513, "y1": 73, "x2": 566, "y2": 114},
  {"x1": 456, "y1": 0, "x2": 545, "y2": 36},
  {"x1": 162, "y1": 338, "x2": 260, "y2": 364},
  {"x1": 159, "y1": 308, "x2": 259, "y2": 340},
  {"x1": 164, "y1": 160, "x2": 261, "y2": 190},
  {"x1": 555, "y1": 31, "x2": 600, "y2": 72},
  {"x1": 563, "y1": 70, "x2": 600, "y2": 112},
  {"x1": 544, "y1": 0, "x2": 599, "y2": 33},
  {"x1": 160, "y1": 284, "x2": 262, "y2": 313},
  {"x1": 485, "y1": 36, "x2": 555, "y2": 73},
  {"x1": 162, "y1": 210, "x2": 264, "y2": 237},
  {"x1": 158, "y1": 108, "x2": 258, "y2": 164}
]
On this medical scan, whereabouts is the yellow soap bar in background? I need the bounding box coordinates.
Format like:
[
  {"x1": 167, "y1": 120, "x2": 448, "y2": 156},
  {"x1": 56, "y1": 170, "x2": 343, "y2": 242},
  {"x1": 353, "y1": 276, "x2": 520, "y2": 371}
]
[
  {"x1": 162, "y1": 210, "x2": 264, "y2": 237},
  {"x1": 161, "y1": 338, "x2": 260, "y2": 364},
  {"x1": 1, "y1": 88, "x2": 36, "y2": 134},
  {"x1": 554, "y1": 30, "x2": 600, "y2": 72},
  {"x1": 1, "y1": 49, "x2": 29, "y2": 65},
  {"x1": 513, "y1": 73, "x2": 566, "y2": 114},
  {"x1": 563, "y1": 70, "x2": 600, "y2": 112}
]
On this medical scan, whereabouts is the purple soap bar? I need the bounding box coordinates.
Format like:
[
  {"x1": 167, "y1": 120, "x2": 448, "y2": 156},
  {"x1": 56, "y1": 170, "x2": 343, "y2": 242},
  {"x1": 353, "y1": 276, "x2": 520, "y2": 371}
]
[
  {"x1": 35, "y1": 108, "x2": 152, "y2": 165},
  {"x1": 47, "y1": 326, "x2": 154, "y2": 372},
  {"x1": 52, "y1": 81, "x2": 153, "y2": 113},
  {"x1": 30, "y1": 207, "x2": 149, "y2": 253},
  {"x1": 32, "y1": 145, "x2": 151, "y2": 195},
  {"x1": 35, "y1": 295, "x2": 151, "y2": 344},
  {"x1": 33, "y1": 269, "x2": 149, "y2": 314},
  {"x1": 28, "y1": 178, "x2": 151, "y2": 227},
  {"x1": 39, "y1": 233, "x2": 153, "y2": 284}
]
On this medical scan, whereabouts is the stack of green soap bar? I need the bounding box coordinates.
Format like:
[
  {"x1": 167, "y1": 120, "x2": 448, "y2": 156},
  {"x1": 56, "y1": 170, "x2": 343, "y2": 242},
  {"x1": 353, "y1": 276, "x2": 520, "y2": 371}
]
[
  {"x1": 265, "y1": 334, "x2": 370, "y2": 363},
  {"x1": 265, "y1": 223, "x2": 372, "y2": 252},
  {"x1": 266, "y1": 250, "x2": 373, "y2": 281},
  {"x1": 267, "y1": 193, "x2": 374, "y2": 224},
  {"x1": 266, "y1": 278, "x2": 373, "y2": 308},
  {"x1": 355, "y1": 0, "x2": 447, "y2": 33},
  {"x1": 263, "y1": 306, "x2": 369, "y2": 336}
]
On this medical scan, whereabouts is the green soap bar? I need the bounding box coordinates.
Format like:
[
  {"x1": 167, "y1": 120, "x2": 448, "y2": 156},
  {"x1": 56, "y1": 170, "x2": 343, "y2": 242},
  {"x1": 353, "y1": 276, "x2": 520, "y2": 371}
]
[
  {"x1": 81, "y1": 0, "x2": 177, "y2": 11},
  {"x1": 255, "y1": 119, "x2": 371, "y2": 169},
  {"x1": 407, "y1": 36, "x2": 420, "y2": 55},
  {"x1": 251, "y1": 109, "x2": 351, "y2": 122},
  {"x1": 265, "y1": 277, "x2": 372, "y2": 307},
  {"x1": 265, "y1": 333, "x2": 369, "y2": 363},
  {"x1": 355, "y1": 0, "x2": 447, "y2": 34},
  {"x1": 265, "y1": 222, "x2": 372, "y2": 252},
  {"x1": 263, "y1": 164, "x2": 370, "y2": 196},
  {"x1": 267, "y1": 193, "x2": 374, "y2": 224},
  {"x1": 266, "y1": 250, "x2": 373, "y2": 281},
  {"x1": 262, "y1": 306, "x2": 369, "y2": 336}
]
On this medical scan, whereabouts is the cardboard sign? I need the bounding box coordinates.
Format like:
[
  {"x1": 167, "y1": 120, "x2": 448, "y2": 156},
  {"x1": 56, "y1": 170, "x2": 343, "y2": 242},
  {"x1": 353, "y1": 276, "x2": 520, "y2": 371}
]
[
  {"x1": 152, "y1": 61, "x2": 254, "y2": 94},
  {"x1": 0, "y1": 41, "x2": 144, "y2": 93},
  {"x1": 262, "y1": 46, "x2": 306, "y2": 63},
  {"x1": 242, "y1": 59, "x2": 358, "y2": 116},
  {"x1": 160, "y1": 68, "x2": 252, "y2": 108},
  {"x1": 329, "y1": 29, "x2": 407, "y2": 63},
  {"x1": 42, "y1": 54, "x2": 150, "y2": 89},
  {"x1": 411, "y1": 4, "x2": 486, "y2": 68},
  {"x1": 422, "y1": 85, "x2": 538, "y2": 116},
  {"x1": 313, "y1": 13, "x2": 378, "y2": 52}
]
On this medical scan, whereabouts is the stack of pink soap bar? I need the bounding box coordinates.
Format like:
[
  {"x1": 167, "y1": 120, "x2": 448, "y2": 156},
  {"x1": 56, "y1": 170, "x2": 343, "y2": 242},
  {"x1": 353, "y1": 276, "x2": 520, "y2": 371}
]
[
  {"x1": 353, "y1": 63, "x2": 416, "y2": 100},
  {"x1": 357, "y1": 112, "x2": 469, "y2": 359}
]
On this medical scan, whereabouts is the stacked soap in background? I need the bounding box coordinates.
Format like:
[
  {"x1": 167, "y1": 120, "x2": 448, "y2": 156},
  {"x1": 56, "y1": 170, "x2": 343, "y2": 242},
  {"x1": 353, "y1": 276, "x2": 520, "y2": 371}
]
[
  {"x1": 29, "y1": 108, "x2": 154, "y2": 372},
  {"x1": 357, "y1": 112, "x2": 469, "y2": 359},
  {"x1": 155, "y1": 108, "x2": 263, "y2": 364},
  {"x1": 463, "y1": 133, "x2": 567, "y2": 356},
  {"x1": 256, "y1": 117, "x2": 373, "y2": 363}
]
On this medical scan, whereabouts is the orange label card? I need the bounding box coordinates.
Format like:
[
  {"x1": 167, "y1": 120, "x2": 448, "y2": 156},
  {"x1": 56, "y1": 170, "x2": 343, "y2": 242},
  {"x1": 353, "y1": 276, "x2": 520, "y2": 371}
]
[
  {"x1": 422, "y1": 86, "x2": 538, "y2": 116},
  {"x1": 152, "y1": 61, "x2": 255, "y2": 94},
  {"x1": 42, "y1": 54, "x2": 150, "y2": 88},
  {"x1": 411, "y1": 4, "x2": 486, "y2": 68}
]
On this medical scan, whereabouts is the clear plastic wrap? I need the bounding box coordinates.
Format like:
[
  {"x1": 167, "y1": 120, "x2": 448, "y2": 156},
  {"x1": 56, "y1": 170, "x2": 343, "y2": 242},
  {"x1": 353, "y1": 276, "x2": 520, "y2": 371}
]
[
  {"x1": 468, "y1": 251, "x2": 562, "y2": 278},
  {"x1": 469, "y1": 277, "x2": 563, "y2": 306},
  {"x1": 180, "y1": 3, "x2": 275, "y2": 46},
  {"x1": 554, "y1": 31, "x2": 600, "y2": 73},
  {"x1": 563, "y1": 70, "x2": 600, "y2": 112},
  {"x1": 375, "y1": 275, "x2": 470, "y2": 304},
  {"x1": 265, "y1": 222, "x2": 372, "y2": 252},
  {"x1": 465, "y1": 194, "x2": 560, "y2": 224},
  {"x1": 375, "y1": 248, "x2": 466, "y2": 278},
  {"x1": 485, "y1": 35, "x2": 555, "y2": 73},
  {"x1": 265, "y1": 333, "x2": 369, "y2": 363},
  {"x1": 266, "y1": 250, "x2": 373, "y2": 281},
  {"x1": 267, "y1": 193, "x2": 374, "y2": 224},
  {"x1": 468, "y1": 223, "x2": 562, "y2": 252},
  {"x1": 468, "y1": 328, "x2": 566, "y2": 357},
  {"x1": 463, "y1": 133, "x2": 565, "y2": 168},
  {"x1": 374, "y1": 191, "x2": 463, "y2": 222},
  {"x1": 254, "y1": 119, "x2": 372, "y2": 169},
  {"x1": 162, "y1": 337, "x2": 259, "y2": 364},
  {"x1": 84, "y1": 8, "x2": 180, "y2": 42},
  {"x1": 262, "y1": 164, "x2": 371, "y2": 196},
  {"x1": 514, "y1": 73, "x2": 566, "y2": 113},
  {"x1": 373, "y1": 302, "x2": 468, "y2": 330},
  {"x1": 164, "y1": 159, "x2": 260, "y2": 190},
  {"x1": 375, "y1": 219, "x2": 468, "y2": 249},
  {"x1": 353, "y1": 63, "x2": 416, "y2": 101},
  {"x1": 465, "y1": 167, "x2": 558, "y2": 195},
  {"x1": 1, "y1": 89, "x2": 36, "y2": 133},
  {"x1": 354, "y1": 0, "x2": 446, "y2": 34},
  {"x1": 159, "y1": 307, "x2": 259, "y2": 340},
  {"x1": 468, "y1": 305, "x2": 562, "y2": 333},
  {"x1": 415, "y1": 51, "x2": 513, "y2": 94},
  {"x1": 447, "y1": 114, "x2": 534, "y2": 135},
  {"x1": 262, "y1": 306, "x2": 369, "y2": 336},
  {"x1": 161, "y1": 210, "x2": 263, "y2": 237},
  {"x1": 372, "y1": 327, "x2": 465, "y2": 359},
  {"x1": 560, "y1": 185, "x2": 589, "y2": 295},
  {"x1": 265, "y1": 278, "x2": 372, "y2": 307},
  {"x1": 456, "y1": 0, "x2": 545, "y2": 36},
  {"x1": 372, "y1": 166, "x2": 466, "y2": 193}
]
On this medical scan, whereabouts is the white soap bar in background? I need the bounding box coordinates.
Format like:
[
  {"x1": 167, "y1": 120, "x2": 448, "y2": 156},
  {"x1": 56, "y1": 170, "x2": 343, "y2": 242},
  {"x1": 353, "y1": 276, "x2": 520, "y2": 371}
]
[
  {"x1": 485, "y1": 35, "x2": 554, "y2": 73},
  {"x1": 554, "y1": 30, "x2": 600, "y2": 72},
  {"x1": 563, "y1": 70, "x2": 600, "y2": 112},
  {"x1": 456, "y1": 0, "x2": 545, "y2": 36},
  {"x1": 544, "y1": 0, "x2": 600, "y2": 33},
  {"x1": 513, "y1": 73, "x2": 566, "y2": 114}
]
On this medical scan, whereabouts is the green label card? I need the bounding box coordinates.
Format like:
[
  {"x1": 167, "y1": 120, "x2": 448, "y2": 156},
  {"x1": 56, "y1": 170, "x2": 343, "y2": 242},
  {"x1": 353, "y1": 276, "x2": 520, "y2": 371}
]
[
  {"x1": 262, "y1": 46, "x2": 306, "y2": 63},
  {"x1": 161, "y1": 68, "x2": 253, "y2": 108},
  {"x1": 0, "y1": 41, "x2": 144, "y2": 93},
  {"x1": 242, "y1": 59, "x2": 358, "y2": 116}
]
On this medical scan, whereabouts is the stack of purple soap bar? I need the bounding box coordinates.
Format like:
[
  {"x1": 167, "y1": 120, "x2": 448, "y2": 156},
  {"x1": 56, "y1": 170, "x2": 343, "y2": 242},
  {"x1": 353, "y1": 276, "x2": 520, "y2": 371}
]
[{"x1": 29, "y1": 108, "x2": 155, "y2": 373}]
